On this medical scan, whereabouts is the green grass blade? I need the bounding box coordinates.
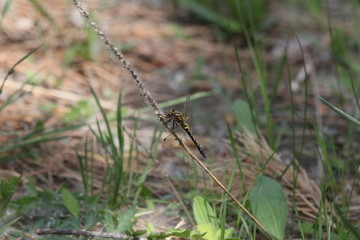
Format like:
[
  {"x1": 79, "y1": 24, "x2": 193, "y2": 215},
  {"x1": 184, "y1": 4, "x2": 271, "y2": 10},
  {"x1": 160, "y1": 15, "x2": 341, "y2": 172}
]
[
  {"x1": 0, "y1": 0, "x2": 13, "y2": 26},
  {"x1": 157, "y1": 91, "x2": 212, "y2": 110},
  {"x1": 0, "y1": 125, "x2": 81, "y2": 154},
  {"x1": 90, "y1": 86, "x2": 118, "y2": 158},
  {"x1": 28, "y1": 0, "x2": 54, "y2": 24},
  {"x1": 0, "y1": 84, "x2": 26, "y2": 112},
  {"x1": 270, "y1": 45, "x2": 288, "y2": 107},
  {"x1": 117, "y1": 92, "x2": 124, "y2": 162},
  {"x1": 296, "y1": 36, "x2": 310, "y2": 161},
  {"x1": 179, "y1": 0, "x2": 242, "y2": 32},
  {"x1": 0, "y1": 45, "x2": 42, "y2": 93},
  {"x1": 349, "y1": 73, "x2": 360, "y2": 110},
  {"x1": 233, "y1": 43, "x2": 259, "y2": 136},
  {"x1": 112, "y1": 92, "x2": 125, "y2": 206},
  {"x1": 317, "y1": 96, "x2": 360, "y2": 127},
  {"x1": 226, "y1": 121, "x2": 244, "y2": 190},
  {"x1": 334, "y1": 204, "x2": 360, "y2": 239},
  {"x1": 0, "y1": 177, "x2": 21, "y2": 213},
  {"x1": 0, "y1": 216, "x2": 21, "y2": 235}
]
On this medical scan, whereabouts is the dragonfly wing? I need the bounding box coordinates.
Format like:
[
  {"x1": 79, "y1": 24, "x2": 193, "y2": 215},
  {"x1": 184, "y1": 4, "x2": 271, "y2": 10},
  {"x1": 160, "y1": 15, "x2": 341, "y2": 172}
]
[{"x1": 182, "y1": 94, "x2": 193, "y2": 123}]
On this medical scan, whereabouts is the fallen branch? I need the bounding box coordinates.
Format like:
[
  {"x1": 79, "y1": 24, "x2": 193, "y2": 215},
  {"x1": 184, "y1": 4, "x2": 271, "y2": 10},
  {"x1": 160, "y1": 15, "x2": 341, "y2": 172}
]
[{"x1": 36, "y1": 228, "x2": 145, "y2": 240}]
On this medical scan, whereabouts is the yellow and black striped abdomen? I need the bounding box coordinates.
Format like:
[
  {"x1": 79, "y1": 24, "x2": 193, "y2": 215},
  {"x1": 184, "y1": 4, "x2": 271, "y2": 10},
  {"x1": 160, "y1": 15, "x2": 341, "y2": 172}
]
[{"x1": 175, "y1": 117, "x2": 206, "y2": 158}]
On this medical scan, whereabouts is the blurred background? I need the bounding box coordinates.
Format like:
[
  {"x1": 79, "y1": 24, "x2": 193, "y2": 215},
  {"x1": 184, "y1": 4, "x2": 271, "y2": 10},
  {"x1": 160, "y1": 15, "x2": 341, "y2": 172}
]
[{"x1": 0, "y1": 0, "x2": 359, "y2": 239}]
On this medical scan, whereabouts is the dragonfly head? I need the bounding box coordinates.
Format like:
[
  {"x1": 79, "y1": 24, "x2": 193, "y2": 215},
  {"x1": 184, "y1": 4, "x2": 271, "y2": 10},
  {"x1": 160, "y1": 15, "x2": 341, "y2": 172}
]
[{"x1": 166, "y1": 108, "x2": 175, "y2": 117}]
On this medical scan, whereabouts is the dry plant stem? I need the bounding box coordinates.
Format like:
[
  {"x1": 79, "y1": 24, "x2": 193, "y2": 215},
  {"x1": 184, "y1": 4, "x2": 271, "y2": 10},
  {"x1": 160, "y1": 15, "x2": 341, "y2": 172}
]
[
  {"x1": 72, "y1": 1, "x2": 272, "y2": 238},
  {"x1": 36, "y1": 228, "x2": 144, "y2": 239}
]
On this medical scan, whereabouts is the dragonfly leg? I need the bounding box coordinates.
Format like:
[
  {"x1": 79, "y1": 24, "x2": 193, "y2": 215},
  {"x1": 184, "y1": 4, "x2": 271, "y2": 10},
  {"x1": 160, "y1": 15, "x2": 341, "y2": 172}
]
[
  {"x1": 172, "y1": 119, "x2": 178, "y2": 130},
  {"x1": 165, "y1": 118, "x2": 172, "y2": 124}
]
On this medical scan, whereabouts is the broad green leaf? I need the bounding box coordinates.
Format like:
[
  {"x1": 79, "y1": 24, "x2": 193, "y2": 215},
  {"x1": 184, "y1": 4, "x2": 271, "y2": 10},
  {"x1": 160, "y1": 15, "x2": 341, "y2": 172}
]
[
  {"x1": 61, "y1": 187, "x2": 79, "y2": 218},
  {"x1": 197, "y1": 224, "x2": 216, "y2": 240},
  {"x1": 249, "y1": 175, "x2": 288, "y2": 240},
  {"x1": 193, "y1": 196, "x2": 218, "y2": 228},
  {"x1": 300, "y1": 221, "x2": 314, "y2": 234},
  {"x1": 231, "y1": 99, "x2": 256, "y2": 133},
  {"x1": 146, "y1": 222, "x2": 156, "y2": 234}
]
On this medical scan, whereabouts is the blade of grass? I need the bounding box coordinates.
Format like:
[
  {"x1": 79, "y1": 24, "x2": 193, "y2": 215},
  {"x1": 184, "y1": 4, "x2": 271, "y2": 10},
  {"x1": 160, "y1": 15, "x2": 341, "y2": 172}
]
[
  {"x1": 296, "y1": 35, "x2": 310, "y2": 162},
  {"x1": 0, "y1": 125, "x2": 81, "y2": 154},
  {"x1": 157, "y1": 91, "x2": 212, "y2": 110},
  {"x1": 113, "y1": 92, "x2": 125, "y2": 206},
  {"x1": 179, "y1": 0, "x2": 242, "y2": 33},
  {"x1": 0, "y1": 84, "x2": 27, "y2": 112},
  {"x1": 0, "y1": 45, "x2": 42, "y2": 94},
  {"x1": 90, "y1": 87, "x2": 125, "y2": 207},
  {"x1": 270, "y1": 43, "x2": 288, "y2": 107},
  {"x1": 317, "y1": 96, "x2": 360, "y2": 127},
  {"x1": 0, "y1": 0, "x2": 13, "y2": 27},
  {"x1": 348, "y1": 73, "x2": 359, "y2": 110},
  {"x1": 334, "y1": 204, "x2": 360, "y2": 239},
  {"x1": 226, "y1": 121, "x2": 245, "y2": 191},
  {"x1": 28, "y1": 0, "x2": 54, "y2": 24}
]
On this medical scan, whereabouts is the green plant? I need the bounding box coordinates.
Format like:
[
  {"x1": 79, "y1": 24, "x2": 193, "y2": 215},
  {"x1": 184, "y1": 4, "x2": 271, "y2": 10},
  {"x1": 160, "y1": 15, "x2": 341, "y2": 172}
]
[
  {"x1": 318, "y1": 96, "x2": 360, "y2": 127},
  {"x1": 192, "y1": 195, "x2": 233, "y2": 240},
  {"x1": 249, "y1": 176, "x2": 288, "y2": 240},
  {"x1": 63, "y1": 23, "x2": 100, "y2": 66},
  {"x1": 0, "y1": 177, "x2": 21, "y2": 214},
  {"x1": 62, "y1": 99, "x2": 94, "y2": 123},
  {"x1": 0, "y1": 177, "x2": 22, "y2": 235},
  {"x1": 177, "y1": 0, "x2": 267, "y2": 34},
  {"x1": 61, "y1": 187, "x2": 79, "y2": 219},
  {"x1": 0, "y1": 123, "x2": 80, "y2": 163},
  {"x1": 0, "y1": 0, "x2": 13, "y2": 27},
  {"x1": 28, "y1": 0, "x2": 54, "y2": 25}
]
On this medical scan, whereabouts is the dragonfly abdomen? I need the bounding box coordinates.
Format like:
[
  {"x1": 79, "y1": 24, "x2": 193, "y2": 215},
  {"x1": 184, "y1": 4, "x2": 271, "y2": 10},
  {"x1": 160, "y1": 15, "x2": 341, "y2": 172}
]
[{"x1": 176, "y1": 119, "x2": 206, "y2": 158}]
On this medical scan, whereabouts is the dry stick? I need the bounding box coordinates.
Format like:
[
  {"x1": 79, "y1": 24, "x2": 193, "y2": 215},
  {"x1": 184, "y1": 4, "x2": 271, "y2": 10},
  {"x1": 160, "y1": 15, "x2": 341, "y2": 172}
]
[
  {"x1": 36, "y1": 228, "x2": 145, "y2": 239},
  {"x1": 72, "y1": 1, "x2": 272, "y2": 239}
]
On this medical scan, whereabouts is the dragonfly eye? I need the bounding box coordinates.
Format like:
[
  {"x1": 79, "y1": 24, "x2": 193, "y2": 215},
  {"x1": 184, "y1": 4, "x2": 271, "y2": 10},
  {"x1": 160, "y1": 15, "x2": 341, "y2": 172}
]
[{"x1": 167, "y1": 108, "x2": 175, "y2": 116}]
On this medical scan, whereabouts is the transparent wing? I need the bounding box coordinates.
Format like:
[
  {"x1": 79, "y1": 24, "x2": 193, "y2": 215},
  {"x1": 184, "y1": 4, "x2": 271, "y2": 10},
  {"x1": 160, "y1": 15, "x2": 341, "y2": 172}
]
[
  {"x1": 162, "y1": 129, "x2": 187, "y2": 149},
  {"x1": 182, "y1": 94, "x2": 193, "y2": 124},
  {"x1": 162, "y1": 132, "x2": 177, "y2": 148},
  {"x1": 162, "y1": 117, "x2": 182, "y2": 148}
]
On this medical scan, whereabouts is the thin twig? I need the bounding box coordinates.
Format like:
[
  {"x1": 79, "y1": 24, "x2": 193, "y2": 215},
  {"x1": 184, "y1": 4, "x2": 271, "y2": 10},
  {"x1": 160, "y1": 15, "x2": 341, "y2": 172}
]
[
  {"x1": 36, "y1": 228, "x2": 144, "y2": 239},
  {"x1": 72, "y1": 1, "x2": 272, "y2": 238}
]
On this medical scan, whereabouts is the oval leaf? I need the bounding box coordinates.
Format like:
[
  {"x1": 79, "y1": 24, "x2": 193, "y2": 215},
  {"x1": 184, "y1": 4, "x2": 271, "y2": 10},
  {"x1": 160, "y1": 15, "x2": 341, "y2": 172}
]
[
  {"x1": 249, "y1": 175, "x2": 288, "y2": 240},
  {"x1": 61, "y1": 187, "x2": 79, "y2": 218},
  {"x1": 231, "y1": 99, "x2": 256, "y2": 133}
]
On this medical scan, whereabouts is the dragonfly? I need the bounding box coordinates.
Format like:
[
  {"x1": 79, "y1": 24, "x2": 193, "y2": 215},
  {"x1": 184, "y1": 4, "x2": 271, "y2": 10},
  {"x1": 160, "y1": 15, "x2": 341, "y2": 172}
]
[{"x1": 164, "y1": 105, "x2": 206, "y2": 158}]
